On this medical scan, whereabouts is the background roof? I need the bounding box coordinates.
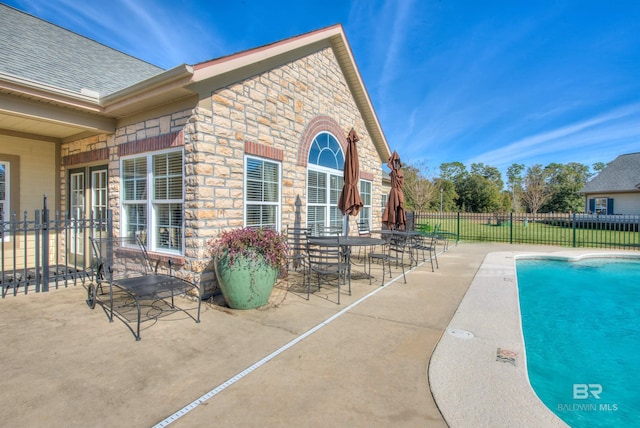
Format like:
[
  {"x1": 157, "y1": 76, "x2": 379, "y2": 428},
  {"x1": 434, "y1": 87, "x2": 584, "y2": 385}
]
[{"x1": 582, "y1": 152, "x2": 640, "y2": 193}]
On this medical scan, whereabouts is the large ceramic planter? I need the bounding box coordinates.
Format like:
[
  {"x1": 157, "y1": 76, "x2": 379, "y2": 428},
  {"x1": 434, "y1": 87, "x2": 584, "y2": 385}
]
[{"x1": 214, "y1": 252, "x2": 278, "y2": 309}]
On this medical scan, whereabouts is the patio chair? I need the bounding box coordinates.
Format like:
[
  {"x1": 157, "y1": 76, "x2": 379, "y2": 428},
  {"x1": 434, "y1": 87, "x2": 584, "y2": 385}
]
[
  {"x1": 285, "y1": 225, "x2": 310, "y2": 277},
  {"x1": 356, "y1": 219, "x2": 372, "y2": 259},
  {"x1": 88, "y1": 236, "x2": 201, "y2": 340},
  {"x1": 367, "y1": 232, "x2": 408, "y2": 285},
  {"x1": 388, "y1": 233, "x2": 410, "y2": 282},
  {"x1": 410, "y1": 231, "x2": 439, "y2": 272},
  {"x1": 310, "y1": 225, "x2": 342, "y2": 237},
  {"x1": 306, "y1": 239, "x2": 351, "y2": 304}
]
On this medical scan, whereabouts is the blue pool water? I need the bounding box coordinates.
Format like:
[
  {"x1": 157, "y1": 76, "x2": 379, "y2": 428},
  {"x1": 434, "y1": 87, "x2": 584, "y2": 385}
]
[{"x1": 516, "y1": 257, "x2": 640, "y2": 428}]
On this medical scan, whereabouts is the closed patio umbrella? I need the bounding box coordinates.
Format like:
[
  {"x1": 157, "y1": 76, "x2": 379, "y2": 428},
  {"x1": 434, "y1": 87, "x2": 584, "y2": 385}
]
[
  {"x1": 382, "y1": 151, "x2": 406, "y2": 230},
  {"x1": 337, "y1": 128, "x2": 363, "y2": 234}
]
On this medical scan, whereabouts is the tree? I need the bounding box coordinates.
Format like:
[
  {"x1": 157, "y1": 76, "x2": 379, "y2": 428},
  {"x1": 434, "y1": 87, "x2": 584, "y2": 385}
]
[
  {"x1": 592, "y1": 162, "x2": 606, "y2": 174},
  {"x1": 521, "y1": 164, "x2": 550, "y2": 216},
  {"x1": 439, "y1": 162, "x2": 467, "y2": 184},
  {"x1": 457, "y1": 173, "x2": 502, "y2": 213},
  {"x1": 542, "y1": 162, "x2": 590, "y2": 213},
  {"x1": 470, "y1": 163, "x2": 504, "y2": 190},
  {"x1": 431, "y1": 178, "x2": 458, "y2": 212},
  {"x1": 506, "y1": 163, "x2": 525, "y2": 213},
  {"x1": 439, "y1": 162, "x2": 468, "y2": 210},
  {"x1": 403, "y1": 160, "x2": 438, "y2": 212}
]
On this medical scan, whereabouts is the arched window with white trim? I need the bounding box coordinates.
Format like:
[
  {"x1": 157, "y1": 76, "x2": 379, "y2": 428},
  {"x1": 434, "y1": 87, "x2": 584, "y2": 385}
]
[{"x1": 307, "y1": 132, "x2": 344, "y2": 234}]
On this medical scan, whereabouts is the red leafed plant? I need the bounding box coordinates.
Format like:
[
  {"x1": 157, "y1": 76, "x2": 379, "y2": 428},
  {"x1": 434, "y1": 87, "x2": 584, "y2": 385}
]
[{"x1": 209, "y1": 227, "x2": 288, "y2": 270}]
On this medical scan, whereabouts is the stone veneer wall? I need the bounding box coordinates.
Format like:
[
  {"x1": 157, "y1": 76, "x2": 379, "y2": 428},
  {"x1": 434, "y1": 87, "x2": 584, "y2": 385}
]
[
  {"x1": 61, "y1": 45, "x2": 385, "y2": 294},
  {"x1": 188, "y1": 45, "x2": 383, "y2": 227}
]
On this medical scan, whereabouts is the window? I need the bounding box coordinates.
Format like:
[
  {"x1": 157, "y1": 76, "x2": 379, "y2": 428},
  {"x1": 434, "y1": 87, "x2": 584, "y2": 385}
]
[
  {"x1": 70, "y1": 171, "x2": 85, "y2": 219},
  {"x1": 91, "y1": 168, "x2": 108, "y2": 220},
  {"x1": 245, "y1": 156, "x2": 280, "y2": 230},
  {"x1": 307, "y1": 132, "x2": 344, "y2": 234},
  {"x1": 359, "y1": 180, "x2": 372, "y2": 228},
  {"x1": 591, "y1": 197, "x2": 613, "y2": 215},
  {"x1": 121, "y1": 150, "x2": 183, "y2": 253},
  {"x1": 0, "y1": 161, "x2": 8, "y2": 221}
]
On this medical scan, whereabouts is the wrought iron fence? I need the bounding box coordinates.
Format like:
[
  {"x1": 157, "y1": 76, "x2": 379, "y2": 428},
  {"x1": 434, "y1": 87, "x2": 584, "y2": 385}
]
[
  {"x1": 1, "y1": 196, "x2": 111, "y2": 297},
  {"x1": 412, "y1": 211, "x2": 640, "y2": 250}
]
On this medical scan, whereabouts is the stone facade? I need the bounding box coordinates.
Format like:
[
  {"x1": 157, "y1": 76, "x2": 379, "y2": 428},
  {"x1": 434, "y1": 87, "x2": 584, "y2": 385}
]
[{"x1": 60, "y1": 45, "x2": 385, "y2": 293}]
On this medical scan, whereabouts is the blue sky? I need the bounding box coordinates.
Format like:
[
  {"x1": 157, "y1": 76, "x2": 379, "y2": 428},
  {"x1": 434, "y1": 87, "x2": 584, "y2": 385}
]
[{"x1": 6, "y1": 0, "x2": 640, "y2": 177}]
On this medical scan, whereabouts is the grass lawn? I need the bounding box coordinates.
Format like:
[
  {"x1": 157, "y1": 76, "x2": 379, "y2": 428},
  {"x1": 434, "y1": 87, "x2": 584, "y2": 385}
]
[{"x1": 416, "y1": 214, "x2": 640, "y2": 249}]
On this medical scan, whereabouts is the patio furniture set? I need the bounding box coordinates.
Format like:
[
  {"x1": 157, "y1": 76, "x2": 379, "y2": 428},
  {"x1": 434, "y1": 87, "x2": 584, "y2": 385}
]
[{"x1": 287, "y1": 224, "x2": 442, "y2": 305}]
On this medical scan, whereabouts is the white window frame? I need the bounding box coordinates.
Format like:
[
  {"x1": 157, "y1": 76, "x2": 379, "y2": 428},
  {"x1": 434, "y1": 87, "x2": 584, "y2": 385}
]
[
  {"x1": 244, "y1": 155, "x2": 281, "y2": 231},
  {"x1": 359, "y1": 179, "x2": 372, "y2": 229},
  {"x1": 594, "y1": 197, "x2": 607, "y2": 215},
  {"x1": 120, "y1": 148, "x2": 184, "y2": 255},
  {"x1": 0, "y1": 161, "x2": 8, "y2": 241},
  {"x1": 307, "y1": 165, "x2": 344, "y2": 234},
  {"x1": 306, "y1": 131, "x2": 344, "y2": 234}
]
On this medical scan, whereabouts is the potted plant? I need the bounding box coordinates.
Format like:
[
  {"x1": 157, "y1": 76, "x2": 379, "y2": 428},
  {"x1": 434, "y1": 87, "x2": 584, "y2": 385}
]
[{"x1": 209, "y1": 227, "x2": 288, "y2": 309}]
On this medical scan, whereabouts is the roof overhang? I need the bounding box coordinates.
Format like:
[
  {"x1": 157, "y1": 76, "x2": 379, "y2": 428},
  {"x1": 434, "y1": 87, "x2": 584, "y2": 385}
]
[{"x1": 0, "y1": 24, "x2": 391, "y2": 162}]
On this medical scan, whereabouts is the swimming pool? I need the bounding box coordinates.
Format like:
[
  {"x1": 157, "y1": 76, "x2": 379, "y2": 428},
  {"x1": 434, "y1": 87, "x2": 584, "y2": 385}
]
[{"x1": 516, "y1": 257, "x2": 640, "y2": 427}]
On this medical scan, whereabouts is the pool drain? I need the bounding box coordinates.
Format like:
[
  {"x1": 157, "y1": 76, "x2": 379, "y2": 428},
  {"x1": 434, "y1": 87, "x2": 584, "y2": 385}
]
[{"x1": 447, "y1": 328, "x2": 475, "y2": 339}]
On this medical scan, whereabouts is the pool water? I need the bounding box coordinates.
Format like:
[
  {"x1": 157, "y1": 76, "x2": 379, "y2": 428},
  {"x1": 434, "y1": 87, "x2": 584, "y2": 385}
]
[{"x1": 516, "y1": 257, "x2": 640, "y2": 428}]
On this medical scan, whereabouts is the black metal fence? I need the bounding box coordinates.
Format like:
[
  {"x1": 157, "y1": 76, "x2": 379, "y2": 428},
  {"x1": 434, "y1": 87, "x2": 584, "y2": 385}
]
[
  {"x1": 1, "y1": 196, "x2": 111, "y2": 297},
  {"x1": 411, "y1": 211, "x2": 640, "y2": 250}
]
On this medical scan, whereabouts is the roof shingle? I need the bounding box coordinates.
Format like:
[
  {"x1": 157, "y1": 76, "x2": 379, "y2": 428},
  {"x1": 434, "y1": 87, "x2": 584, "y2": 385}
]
[
  {"x1": 0, "y1": 4, "x2": 164, "y2": 97},
  {"x1": 582, "y1": 152, "x2": 640, "y2": 193}
]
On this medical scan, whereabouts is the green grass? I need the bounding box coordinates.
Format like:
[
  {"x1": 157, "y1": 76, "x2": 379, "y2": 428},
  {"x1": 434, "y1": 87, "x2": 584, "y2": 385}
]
[{"x1": 416, "y1": 215, "x2": 640, "y2": 250}]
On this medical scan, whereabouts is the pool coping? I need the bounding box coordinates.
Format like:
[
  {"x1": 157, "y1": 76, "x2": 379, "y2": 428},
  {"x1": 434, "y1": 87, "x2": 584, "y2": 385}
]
[{"x1": 429, "y1": 249, "x2": 640, "y2": 427}]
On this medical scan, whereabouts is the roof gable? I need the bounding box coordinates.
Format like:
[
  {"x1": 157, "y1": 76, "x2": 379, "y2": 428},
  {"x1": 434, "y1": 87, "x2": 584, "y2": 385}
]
[
  {"x1": 189, "y1": 25, "x2": 391, "y2": 162},
  {"x1": 582, "y1": 152, "x2": 640, "y2": 193}
]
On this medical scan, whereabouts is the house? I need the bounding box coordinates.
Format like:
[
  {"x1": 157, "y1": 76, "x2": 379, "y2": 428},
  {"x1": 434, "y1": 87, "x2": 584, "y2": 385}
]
[
  {"x1": 580, "y1": 152, "x2": 640, "y2": 215},
  {"x1": 0, "y1": 4, "x2": 391, "y2": 291}
]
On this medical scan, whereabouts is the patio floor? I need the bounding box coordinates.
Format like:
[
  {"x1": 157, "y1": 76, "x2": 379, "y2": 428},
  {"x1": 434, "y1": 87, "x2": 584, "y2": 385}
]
[{"x1": 0, "y1": 242, "x2": 558, "y2": 427}]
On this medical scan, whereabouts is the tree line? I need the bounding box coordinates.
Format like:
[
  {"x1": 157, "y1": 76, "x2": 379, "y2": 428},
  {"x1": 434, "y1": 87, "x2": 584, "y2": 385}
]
[{"x1": 401, "y1": 160, "x2": 606, "y2": 215}]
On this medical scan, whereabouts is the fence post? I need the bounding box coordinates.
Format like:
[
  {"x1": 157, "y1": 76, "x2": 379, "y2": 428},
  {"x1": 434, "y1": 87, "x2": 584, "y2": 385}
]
[
  {"x1": 457, "y1": 211, "x2": 461, "y2": 240},
  {"x1": 572, "y1": 212, "x2": 577, "y2": 248},
  {"x1": 509, "y1": 212, "x2": 513, "y2": 244},
  {"x1": 41, "y1": 196, "x2": 49, "y2": 292}
]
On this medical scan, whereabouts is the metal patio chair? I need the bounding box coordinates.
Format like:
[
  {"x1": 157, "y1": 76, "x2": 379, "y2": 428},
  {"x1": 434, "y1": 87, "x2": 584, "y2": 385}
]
[
  {"x1": 88, "y1": 236, "x2": 201, "y2": 341},
  {"x1": 306, "y1": 238, "x2": 351, "y2": 304}
]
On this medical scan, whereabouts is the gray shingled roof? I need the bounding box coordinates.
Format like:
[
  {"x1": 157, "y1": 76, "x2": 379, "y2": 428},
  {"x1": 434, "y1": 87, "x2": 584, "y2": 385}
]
[
  {"x1": 0, "y1": 4, "x2": 164, "y2": 97},
  {"x1": 582, "y1": 152, "x2": 640, "y2": 193}
]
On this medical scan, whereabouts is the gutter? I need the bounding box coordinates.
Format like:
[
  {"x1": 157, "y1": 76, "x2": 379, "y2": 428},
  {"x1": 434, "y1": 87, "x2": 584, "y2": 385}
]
[
  {"x1": 0, "y1": 72, "x2": 102, "y2": 111},
  {"x1": 101, "y1": 64, "x2": 194, "y2": 107}
]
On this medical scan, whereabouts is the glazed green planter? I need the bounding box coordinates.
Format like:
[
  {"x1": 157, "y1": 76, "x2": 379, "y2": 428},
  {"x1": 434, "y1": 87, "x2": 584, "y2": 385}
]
[{"x1": 214, "y1": 252, "x2": 278, "y2": 309}]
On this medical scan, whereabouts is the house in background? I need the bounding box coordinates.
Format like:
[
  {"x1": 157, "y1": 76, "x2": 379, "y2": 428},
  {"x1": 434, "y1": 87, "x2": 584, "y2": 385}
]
[
  {"x1": 0, "y1": 4, "x2": 391, "y2": 291},
  {"x1": 580, "y1": 152, "x2": 640, "y2": 215}
]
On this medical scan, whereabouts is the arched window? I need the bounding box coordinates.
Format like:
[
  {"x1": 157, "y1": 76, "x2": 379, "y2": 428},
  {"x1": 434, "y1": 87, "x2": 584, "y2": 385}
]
[{"x1": 307, "y1": 132, "x2": 344, "y2": 234}]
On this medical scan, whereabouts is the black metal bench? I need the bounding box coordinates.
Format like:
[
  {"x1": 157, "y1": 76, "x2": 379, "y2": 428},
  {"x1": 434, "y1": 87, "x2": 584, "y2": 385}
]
[{"x1": 88, "y1": 236, "x2": 201, "y2": 340}]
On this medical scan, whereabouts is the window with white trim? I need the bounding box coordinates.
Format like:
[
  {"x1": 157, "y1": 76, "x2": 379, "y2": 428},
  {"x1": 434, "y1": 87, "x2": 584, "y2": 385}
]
[
  {"x1": 245, "y1": 156, "x2": 281, "y2": 230},
  {"x1": 0, "y1": 161, "x2": 8, "y2": 222},
  {"x1": 306, "y1": 132, "x2": 344, "y2": 234},
  {"x1": 121, "y1": 149, "x2": 183, "y2": 253},
  {"x1": 359, "y1": 179, "x2": 372, "y2": 228}
]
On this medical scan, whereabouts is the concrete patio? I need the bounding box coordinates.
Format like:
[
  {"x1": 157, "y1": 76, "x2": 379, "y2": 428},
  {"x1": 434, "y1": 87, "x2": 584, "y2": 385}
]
[{"x1": 0, "y1": 243, "x2": 555, "y2": 427}]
